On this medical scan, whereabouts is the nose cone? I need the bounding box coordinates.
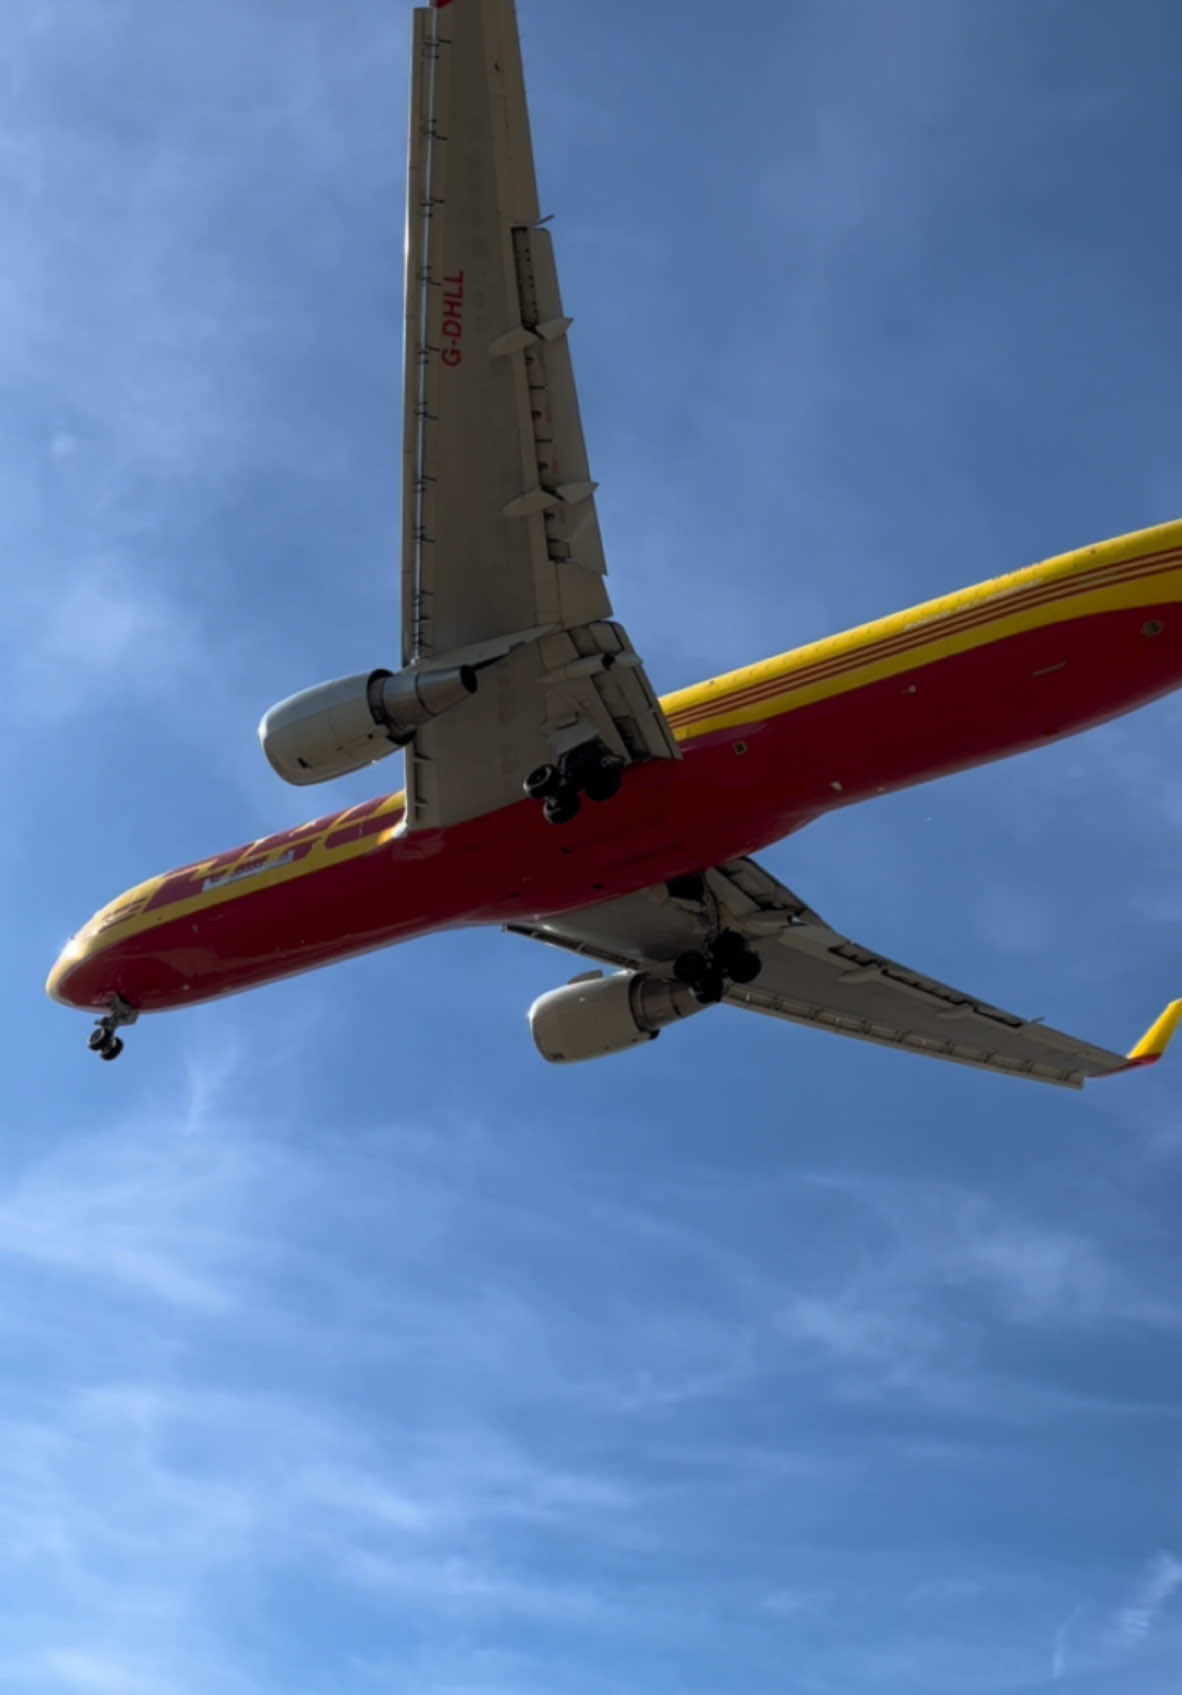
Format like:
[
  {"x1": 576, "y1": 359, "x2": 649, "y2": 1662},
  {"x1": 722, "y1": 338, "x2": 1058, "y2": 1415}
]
[
  {"x1": 47, "y1": 878, "x2": 156, "y2": 1011},
  {"x1": 46, "y1": 928, "x2": 100, "y2": 1008},
  {"x1": 47, "y1": 873, "x2": 165, "y2": 1012}
]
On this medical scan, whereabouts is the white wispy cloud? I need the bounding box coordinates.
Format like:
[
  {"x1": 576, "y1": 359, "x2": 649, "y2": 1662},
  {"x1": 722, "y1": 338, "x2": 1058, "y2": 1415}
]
[
  {"x1": 1048, "y1": 1556, "x2": 1182, "y2": 1685},
  {"x1": 0, "y1": 1052, "x2": 685, "y2": 1691},
  {"x1": 344, "y1": 1549, "x2": 610, "y2": 1626},
  {"x1": 0, "y1": 1649, "x2": 166, "y2": 1695},
  {"x1": 10, "y1": 554, "x2": 209, "y2": 731},
  {"x1": 759, "y1": 1587, "x2": 821, "y2": 1620},
  {"x1": 0, "y1": 0, "x2": 405, "y2": 798},
  {"x1": 802, "y1": 1170, "x2": 1177, "y2": 1335},
  {"x1": 1051, "y1": 1602, "x2": 1085, "y2": 1680},
  {"x1": 4, "y1": 1073, "x2": 1173, "y2": 1694},
  {"x1": 590, "y1": 1163, "x2": 1182, "y2": 1424},
  {"x1": 1109, "y1": 1551, "x2": 1182, "y2": 1650},
  {"x1": 0, "y1": 1109, "x2": 262, "y2": 1312}
]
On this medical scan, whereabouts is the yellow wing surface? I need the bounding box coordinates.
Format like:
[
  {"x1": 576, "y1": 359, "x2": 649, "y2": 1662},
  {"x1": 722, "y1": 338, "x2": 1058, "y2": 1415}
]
[{"x1": 511, "y1": 858, "x2": 1180, "y2": 1088}]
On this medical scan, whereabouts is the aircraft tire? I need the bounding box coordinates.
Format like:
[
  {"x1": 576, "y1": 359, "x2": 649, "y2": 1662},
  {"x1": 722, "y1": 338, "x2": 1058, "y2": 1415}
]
[
  {"x1": 524, "y1": 763, "x2": 561, "y2": 800},
  {"x1": 583, "y1": 764, "x2": 622, "y2": 803},
  {"x1": 673, "y1": 950, "x2": 709, "y2": 986},
  {"x1": 728, "y1": 950, "x2": 762, "y2": 985},
  {"x1": 543, "y1": 788, "x2": 580, "y2": 825}
]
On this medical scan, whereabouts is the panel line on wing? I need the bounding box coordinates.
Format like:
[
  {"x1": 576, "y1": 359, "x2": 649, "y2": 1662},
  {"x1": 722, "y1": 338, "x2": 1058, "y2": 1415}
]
[{"x1": 405, "y1": 4, "x2": 451, "y2": 665}]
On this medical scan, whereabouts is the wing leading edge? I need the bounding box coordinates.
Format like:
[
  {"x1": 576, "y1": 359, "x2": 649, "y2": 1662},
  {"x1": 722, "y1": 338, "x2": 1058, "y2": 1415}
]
[
  {"x1": 400, "y1": 0, "x2": 677, "y2": 828},
  {"x1": 510, "y1": 859, "x2": 1181, "y2": 1087}
]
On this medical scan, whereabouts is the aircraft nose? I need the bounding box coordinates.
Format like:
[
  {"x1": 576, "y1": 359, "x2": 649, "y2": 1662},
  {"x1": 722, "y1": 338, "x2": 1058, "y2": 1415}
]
[
  {"x1": 47, "y1": 876, "x2": 162, "y2": 1011},
  {"x1": 46, "y1": 929, "x2": 97, "y2": 1008},
  {"x1": 46, "y1": 897, "x2": 131, "y2": 1011}
]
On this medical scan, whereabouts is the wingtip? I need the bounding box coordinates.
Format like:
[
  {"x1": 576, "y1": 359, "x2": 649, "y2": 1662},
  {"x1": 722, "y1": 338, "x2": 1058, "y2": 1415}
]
[{"x1": 1125, "y1": 998, "x2": 1182, "y2": 1068}]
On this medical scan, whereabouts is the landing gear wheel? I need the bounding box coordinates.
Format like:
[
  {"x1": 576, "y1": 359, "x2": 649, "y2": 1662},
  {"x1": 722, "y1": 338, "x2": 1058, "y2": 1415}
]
[
  {"x1": 710, "y1": 931, "x2": 746, "y2": 970},
  {"x1": 710, "y1": 930, "x2": 762, "y2": 984},
  {"x1": 87, "y1": 994, "x2": 138, "y2": 1061},
  {"x1": 691, "y1": 971, "x2": 726, "y2": 1006},
  {"x1": 673, "y1": 950, "x2": 709, "y2": 987},
  {"x1": 543, "y1": 787, "x2": 581, "y2": 826},
  {"x1": 524, "y1": 763, "x2": 561, "y2": 801},
  {"x1": 559, "y1": 740, "x2": 605, "y2": 785},
  {"x1": 527, "y1": 738, "x2": 623, "y2": 821},
  {"x1": 727, "y1": 950, "x2": 762, "y2": 985},
  {"x1": 674, "y1": 933, "x2": 761, "y2": 998},
  {"x1": 583, "y1": 763, "x2": 622, "y2": 803}
]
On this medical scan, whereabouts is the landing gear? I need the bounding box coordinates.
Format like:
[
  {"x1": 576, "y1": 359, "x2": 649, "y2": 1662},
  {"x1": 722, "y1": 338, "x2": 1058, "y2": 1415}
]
[
  {"x1": 524, "y1": 763, "x2": 561, "y2": 801},
  {"x1": 689, "y1": 969, "x2": 726, "y2": 1006},
  {"x1": 711, "y1": 929, "x2": 763, "y2": 985},
  {"x1": 582, "y1": 763, "x2": 621, "y2": 804},
  {"x1": 526, "y1": 764, "x2": 583, "y2": 823},
  {"x1": 673, "y1": 930, "x2": 762, "y2": 1004},
  {"x1": 87, "y1": 995, "x2": 138, "y2": 1062},
  {"x1": 525, "y1": 739, "x2": 623, "y2": 825},
  {"x1": 543, "y1": 788, "x2": 581, "y2": 826}
]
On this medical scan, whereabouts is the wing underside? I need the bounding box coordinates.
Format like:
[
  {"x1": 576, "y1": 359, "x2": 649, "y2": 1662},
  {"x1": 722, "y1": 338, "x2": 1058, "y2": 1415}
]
[
  {"x1": 400, "y1": 1, "x2": 676, "y2": 828},
  {"x1": 510, "y1": 858, "x2": 1162, "y2": 1087}
]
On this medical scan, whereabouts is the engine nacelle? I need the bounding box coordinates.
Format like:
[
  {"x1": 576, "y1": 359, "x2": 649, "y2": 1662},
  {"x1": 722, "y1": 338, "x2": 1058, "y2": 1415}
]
[
  {"x1": 259, "y1": 665, "x2": 477, "y2": 786},
  {"x1": 529, "y1": 970, "x2": 705, "y2": 1064}
]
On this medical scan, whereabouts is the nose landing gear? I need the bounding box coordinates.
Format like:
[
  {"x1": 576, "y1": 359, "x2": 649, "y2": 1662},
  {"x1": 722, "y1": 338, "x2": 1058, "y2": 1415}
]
[
  {"x1": 87, "y1": 995, "x2": 138, "y2": 1062},
  {"x1": 524, "y1": 738, "x2": 623, "y2": 825},
  {"x1": 673, "y1": 930, "x2": 762, "y2": 1005}
]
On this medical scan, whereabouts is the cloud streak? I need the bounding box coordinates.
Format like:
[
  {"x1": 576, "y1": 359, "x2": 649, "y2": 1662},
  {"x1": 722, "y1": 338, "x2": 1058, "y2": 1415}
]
[{"x1": 1110, "y1": 1552, "x2": 1182, "y2": 1650}]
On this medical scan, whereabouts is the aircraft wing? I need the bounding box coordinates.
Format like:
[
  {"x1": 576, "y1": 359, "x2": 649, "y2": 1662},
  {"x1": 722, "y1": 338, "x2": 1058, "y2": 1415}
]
[
  {"x1": 509, "y1": 858, "x2": 1181, "y2": 1087},
  {"x1": 399, "y1": 0, "x2": 678, "y2": 828}
]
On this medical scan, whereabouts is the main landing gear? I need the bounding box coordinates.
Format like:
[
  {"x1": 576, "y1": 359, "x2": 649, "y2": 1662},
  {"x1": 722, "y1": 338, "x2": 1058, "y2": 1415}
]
[
  {"x1": 87, "y1": 995, "x2": 138, "y2": 1062},
  {"x1": 672, "y1": 929, "x2": 762, "y2": 1005},
  {"x1": 524, "y1": 738, "x2": 623, "y2": 825}
]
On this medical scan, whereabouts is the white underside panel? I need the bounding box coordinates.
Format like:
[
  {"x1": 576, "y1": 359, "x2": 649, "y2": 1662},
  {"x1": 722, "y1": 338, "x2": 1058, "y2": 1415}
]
[
  {"x1": 510, "y1": 858, "x2": 1130, "y2": 1088},
  {"x1": 400, "y1": 1, "x2": 676, "y2": 828}
]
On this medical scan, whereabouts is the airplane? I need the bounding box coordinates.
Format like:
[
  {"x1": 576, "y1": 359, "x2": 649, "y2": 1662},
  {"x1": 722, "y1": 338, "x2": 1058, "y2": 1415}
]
[{"x1": 46, "y1": 0, "x2": 1182, "y2": 1088}]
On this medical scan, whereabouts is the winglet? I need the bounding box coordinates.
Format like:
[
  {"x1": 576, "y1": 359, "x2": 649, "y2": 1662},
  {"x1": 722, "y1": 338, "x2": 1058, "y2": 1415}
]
[{"x1": 1123, "y1": 999, "x2": 1182, "y2": 1070}]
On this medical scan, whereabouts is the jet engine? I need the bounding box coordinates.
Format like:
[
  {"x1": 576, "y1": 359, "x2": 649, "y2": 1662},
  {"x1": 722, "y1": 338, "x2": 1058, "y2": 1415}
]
[
  {"x1": 529, "y1": 970, "x2": 706, "y2": 1064},
  {"x1": 259, "y1": 665, "x2": 477, "y2": 786}
]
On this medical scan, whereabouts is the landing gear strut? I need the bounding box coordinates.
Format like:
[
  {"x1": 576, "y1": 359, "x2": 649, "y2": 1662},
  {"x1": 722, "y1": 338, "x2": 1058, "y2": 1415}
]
[
  {"x1": 87, "y1": 994, "x2": 138, "y2": 1062},
  {"x1": 673, "y1": 930, "x2": 762, "y2": 1005},
  {"x1": 524, "y1": 738, "x2": 623, "y2": 825}
]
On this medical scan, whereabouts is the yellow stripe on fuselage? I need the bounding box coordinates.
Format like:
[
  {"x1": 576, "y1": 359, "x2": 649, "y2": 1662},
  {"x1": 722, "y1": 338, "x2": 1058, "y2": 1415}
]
[
  {"x1": 662, "y1": 519, "x2": 1182, "y2": 740},
  {"x1": 76, "y1": 792, "x2": 407, "y2": 953}
]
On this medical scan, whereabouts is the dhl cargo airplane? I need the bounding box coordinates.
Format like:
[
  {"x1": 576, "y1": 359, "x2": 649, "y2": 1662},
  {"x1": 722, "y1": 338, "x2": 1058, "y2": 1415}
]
[{"x1": 47, "y1": 0, "x2": 1182, "y2": 1086}]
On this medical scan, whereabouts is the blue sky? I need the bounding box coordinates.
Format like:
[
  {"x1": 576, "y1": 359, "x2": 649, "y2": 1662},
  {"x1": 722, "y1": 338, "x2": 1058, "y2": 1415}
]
[{"x1": 7, "y1": 0, "x2": 1182, "y2": 1689}]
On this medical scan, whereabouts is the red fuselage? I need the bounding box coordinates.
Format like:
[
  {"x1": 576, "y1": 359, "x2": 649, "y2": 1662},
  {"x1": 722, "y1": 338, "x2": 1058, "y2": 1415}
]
[{"x1": 46, "y1": 524, "x2": 1182, "y2": 1018}]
